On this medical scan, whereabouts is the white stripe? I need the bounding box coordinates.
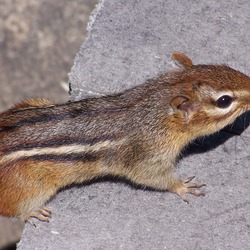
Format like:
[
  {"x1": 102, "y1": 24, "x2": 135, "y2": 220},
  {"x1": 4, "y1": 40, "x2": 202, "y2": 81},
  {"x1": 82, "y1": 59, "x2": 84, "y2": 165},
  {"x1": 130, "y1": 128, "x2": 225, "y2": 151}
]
[{"x1": 0, "y1": 139, "x2": 125, "y2": 164}]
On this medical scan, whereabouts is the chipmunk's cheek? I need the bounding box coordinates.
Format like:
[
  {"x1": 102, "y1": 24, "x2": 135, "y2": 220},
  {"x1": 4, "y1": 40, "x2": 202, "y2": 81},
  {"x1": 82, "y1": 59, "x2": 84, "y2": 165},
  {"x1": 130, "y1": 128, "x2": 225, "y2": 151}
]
[{"x1": 188, "y1": 112, "x2": 207, "y2": 125}]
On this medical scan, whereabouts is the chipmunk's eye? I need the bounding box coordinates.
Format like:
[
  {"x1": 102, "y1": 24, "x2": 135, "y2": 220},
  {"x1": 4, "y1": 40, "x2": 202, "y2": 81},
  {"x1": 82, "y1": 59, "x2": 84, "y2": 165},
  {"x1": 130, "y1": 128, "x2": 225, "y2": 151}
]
[{"x1": 215, "y1": 95, "x2": 233, "y2": 108}]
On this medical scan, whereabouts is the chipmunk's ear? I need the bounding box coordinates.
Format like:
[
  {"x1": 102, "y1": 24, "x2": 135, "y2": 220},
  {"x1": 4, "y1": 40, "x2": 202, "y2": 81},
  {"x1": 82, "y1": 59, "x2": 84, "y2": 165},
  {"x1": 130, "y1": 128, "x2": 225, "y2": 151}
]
[
  {"x1": 171, "y1": 52, "x2": 193, "y2": 69},
  {"x1": 170, "y1": 96, "x2": 193, "y2": 118}
]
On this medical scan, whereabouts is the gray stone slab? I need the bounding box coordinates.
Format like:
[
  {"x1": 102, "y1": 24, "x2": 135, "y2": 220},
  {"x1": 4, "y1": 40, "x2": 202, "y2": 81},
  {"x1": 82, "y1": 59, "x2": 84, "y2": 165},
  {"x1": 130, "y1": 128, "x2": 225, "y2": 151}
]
[{"x1": 19, "y1": 0, "x2": 250, "y2": 249}]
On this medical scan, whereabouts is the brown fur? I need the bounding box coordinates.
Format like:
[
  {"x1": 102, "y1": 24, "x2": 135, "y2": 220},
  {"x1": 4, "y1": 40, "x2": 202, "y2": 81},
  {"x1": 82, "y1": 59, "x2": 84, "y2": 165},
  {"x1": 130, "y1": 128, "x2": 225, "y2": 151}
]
[{"x1": 0, "y1": 52, "x2": 250, "y2": 224}]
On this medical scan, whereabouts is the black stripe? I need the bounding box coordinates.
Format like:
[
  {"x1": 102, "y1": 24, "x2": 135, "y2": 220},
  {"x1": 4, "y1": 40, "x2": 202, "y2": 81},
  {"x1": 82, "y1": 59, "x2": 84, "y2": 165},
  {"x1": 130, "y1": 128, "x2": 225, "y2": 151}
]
[
  {"x1": 19, "y1": 153, "x2": 99, "y2": 163},
  {"x1": 2, "y1": 134, "x2": 120, "y2": 153},
  {"x1": 0, "y1": 112, "x2": 76, "y2": 132},
  {"x1": 0, "y1": 106, "x2": 129, "y2": 133}
]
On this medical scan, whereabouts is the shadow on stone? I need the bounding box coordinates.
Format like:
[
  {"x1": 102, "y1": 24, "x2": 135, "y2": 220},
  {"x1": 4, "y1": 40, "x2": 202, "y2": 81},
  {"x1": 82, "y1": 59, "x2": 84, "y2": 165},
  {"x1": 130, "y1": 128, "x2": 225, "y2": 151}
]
[{"x1": 182, "y1": 111, "x2": 250, "y2": 157}]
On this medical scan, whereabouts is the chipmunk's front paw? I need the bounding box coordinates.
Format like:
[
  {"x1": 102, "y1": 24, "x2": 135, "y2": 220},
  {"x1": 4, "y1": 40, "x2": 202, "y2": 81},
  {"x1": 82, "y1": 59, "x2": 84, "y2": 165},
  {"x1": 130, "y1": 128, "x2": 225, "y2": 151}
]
[
  {"x1": 25, "y1": 207, "x2": 52, "y2": 227},
  {"x1": 170, "y1": 176, "x2": 206, "y2": 203}
]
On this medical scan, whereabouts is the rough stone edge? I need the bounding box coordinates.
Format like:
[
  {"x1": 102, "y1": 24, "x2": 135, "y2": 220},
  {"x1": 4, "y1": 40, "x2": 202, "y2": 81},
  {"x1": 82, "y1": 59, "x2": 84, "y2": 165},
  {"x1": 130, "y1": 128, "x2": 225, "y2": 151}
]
[
  {"x1": 67, "y1": 0, "x2": 106, "y2": 99},
  {"x1": 86, "y1": 0, "x2": 105, "y2": 34}
]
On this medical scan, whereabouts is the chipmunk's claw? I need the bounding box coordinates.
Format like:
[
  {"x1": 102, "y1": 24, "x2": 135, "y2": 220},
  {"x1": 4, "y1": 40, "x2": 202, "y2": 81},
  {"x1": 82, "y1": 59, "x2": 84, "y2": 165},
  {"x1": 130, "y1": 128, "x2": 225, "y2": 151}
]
[
  {"x1": 25, "y1": 207, "x2": 52, "y2": 226},
  {"x1": 171, "y1": 176, "x2": 206, "y2": 202}
]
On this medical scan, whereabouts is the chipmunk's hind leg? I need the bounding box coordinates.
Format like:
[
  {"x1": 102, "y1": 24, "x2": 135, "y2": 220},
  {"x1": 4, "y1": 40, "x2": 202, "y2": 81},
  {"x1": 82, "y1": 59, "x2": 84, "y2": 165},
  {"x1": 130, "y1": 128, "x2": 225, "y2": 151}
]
[{"x1": 18, "y1": 187, "x2": 57, "y2": 226}]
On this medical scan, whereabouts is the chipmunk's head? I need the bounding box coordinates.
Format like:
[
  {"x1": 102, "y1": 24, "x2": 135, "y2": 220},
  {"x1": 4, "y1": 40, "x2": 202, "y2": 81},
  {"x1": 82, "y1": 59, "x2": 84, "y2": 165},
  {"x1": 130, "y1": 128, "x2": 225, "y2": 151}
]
[{"x1": 169, "y1": 52, "x2": 250, "y2": 137}]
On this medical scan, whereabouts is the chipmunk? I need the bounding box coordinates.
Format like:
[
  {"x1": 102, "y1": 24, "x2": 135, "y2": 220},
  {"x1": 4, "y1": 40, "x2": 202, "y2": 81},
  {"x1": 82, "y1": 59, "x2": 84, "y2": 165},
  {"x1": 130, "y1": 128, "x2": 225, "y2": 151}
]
[{"x1": 0, "y1": 52, "x2": 249, "y2": 226}]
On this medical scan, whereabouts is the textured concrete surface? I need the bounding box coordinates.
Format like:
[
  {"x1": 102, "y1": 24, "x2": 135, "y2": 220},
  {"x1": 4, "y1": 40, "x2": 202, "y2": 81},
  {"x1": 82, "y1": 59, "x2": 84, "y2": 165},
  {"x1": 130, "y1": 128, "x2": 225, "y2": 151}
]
[{"x1": 19, "y1": 0, "x2": 250, "y2": 249}]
